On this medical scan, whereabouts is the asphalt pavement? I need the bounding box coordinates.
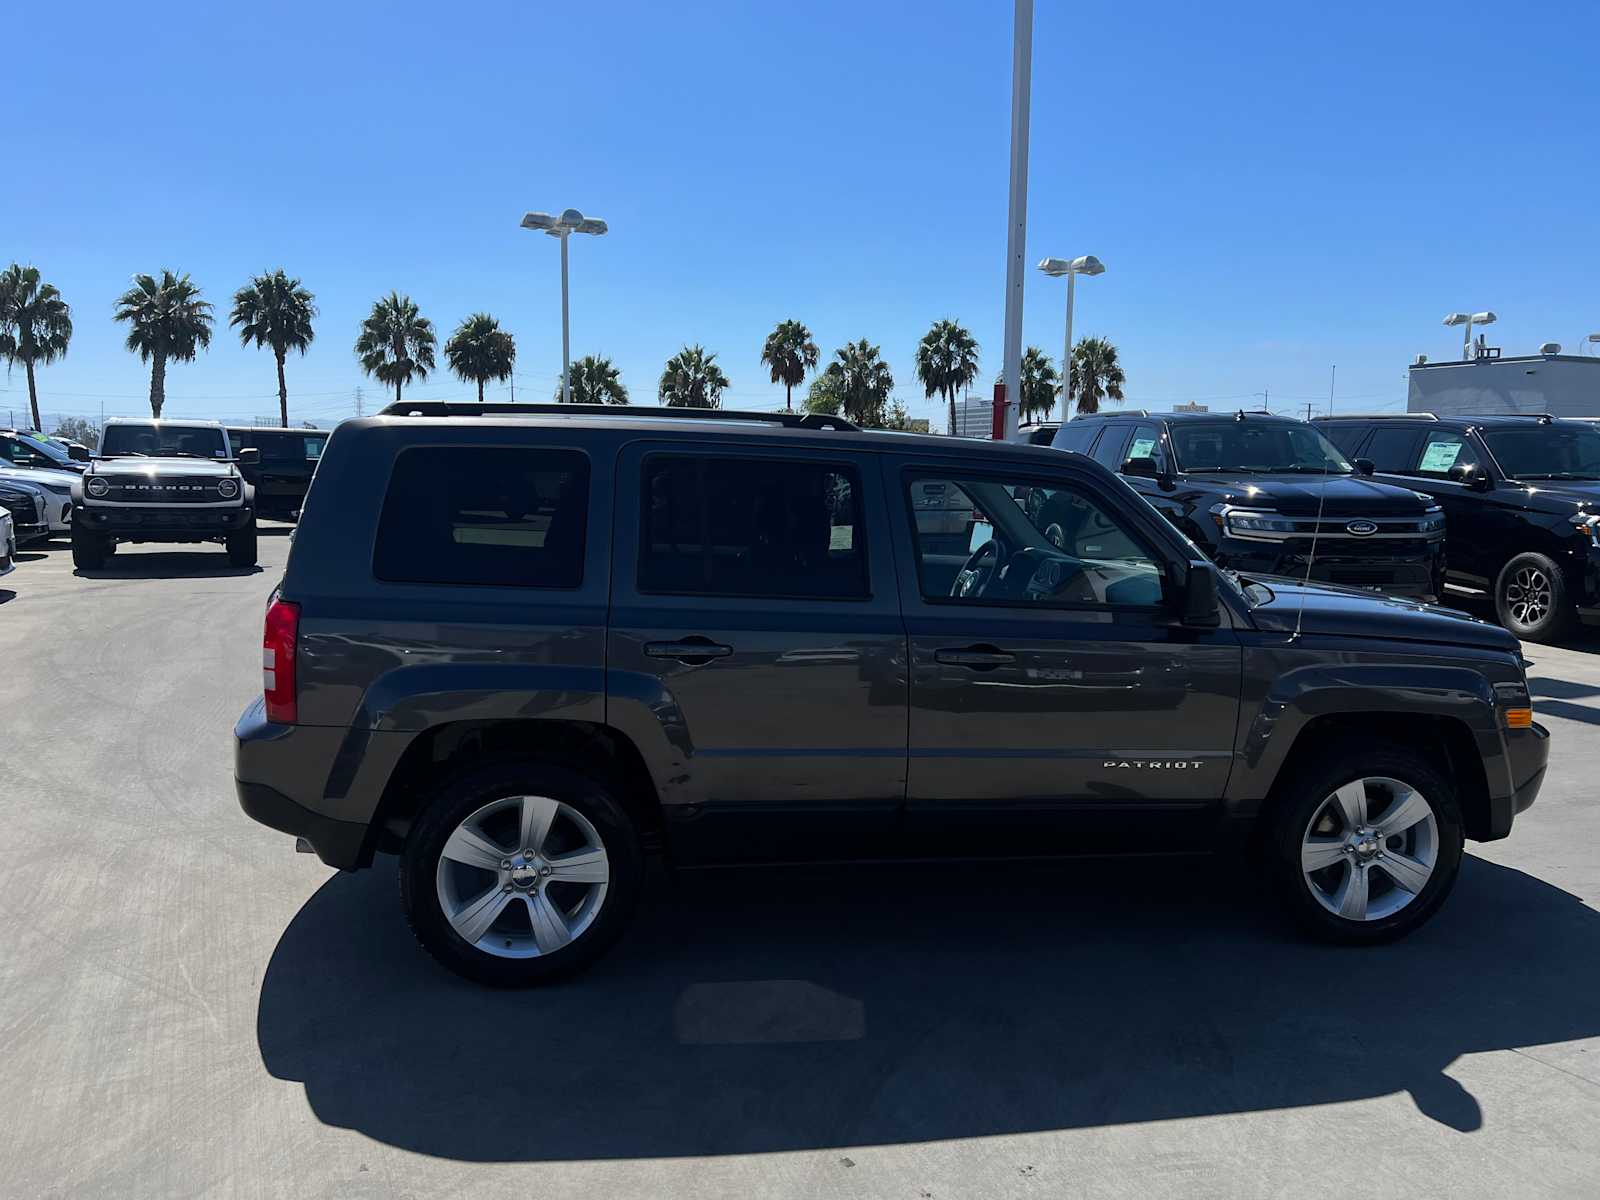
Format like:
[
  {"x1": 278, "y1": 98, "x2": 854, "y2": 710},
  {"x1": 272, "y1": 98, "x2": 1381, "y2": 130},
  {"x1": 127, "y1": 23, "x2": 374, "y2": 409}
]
[{"x1": 2, "y1": 531, "x2": 1597, "y2": 1199}]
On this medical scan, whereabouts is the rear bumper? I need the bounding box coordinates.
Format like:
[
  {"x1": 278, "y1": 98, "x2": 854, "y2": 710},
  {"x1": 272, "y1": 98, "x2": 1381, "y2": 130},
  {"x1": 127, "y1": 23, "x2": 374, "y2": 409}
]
[{"x1": 237, "y1": 779, "x2": 368, "y2": 869}]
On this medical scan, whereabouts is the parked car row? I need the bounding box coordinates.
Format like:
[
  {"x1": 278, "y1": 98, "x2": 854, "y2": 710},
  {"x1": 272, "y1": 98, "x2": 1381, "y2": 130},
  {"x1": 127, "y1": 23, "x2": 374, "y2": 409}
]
[
  {"x1": 1042, "y1": 410, "x2": 1600, "y2": 643},
  {"x1": 0, "y1": 420, "x2": 327, "y2": 574}
]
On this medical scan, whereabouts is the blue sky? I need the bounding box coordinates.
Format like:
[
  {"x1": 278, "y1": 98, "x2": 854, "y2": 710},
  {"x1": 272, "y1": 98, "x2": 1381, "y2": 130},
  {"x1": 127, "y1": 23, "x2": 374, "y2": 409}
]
[{"x1": 6, "y1": 0, "x2": 1598, "y2": 429}]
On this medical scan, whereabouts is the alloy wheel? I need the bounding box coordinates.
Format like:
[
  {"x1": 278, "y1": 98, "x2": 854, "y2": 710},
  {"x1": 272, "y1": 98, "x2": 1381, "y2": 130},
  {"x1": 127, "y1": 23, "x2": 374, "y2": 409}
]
[
  {"x1": 1505, "y1": 566, "x2": 1552, "y2": 627},
  {"x1": 434, "y1": 794, "x2": 610, "y2": 958},
  {"x1": 1300, "y1": 776, "x2": 1438, "y2": 922}
]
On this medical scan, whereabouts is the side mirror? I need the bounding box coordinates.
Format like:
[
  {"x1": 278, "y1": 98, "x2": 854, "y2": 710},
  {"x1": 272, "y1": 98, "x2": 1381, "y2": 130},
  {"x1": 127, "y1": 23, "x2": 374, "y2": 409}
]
[
  {"x1": 1449, "y1": 464, "x2": 1492, "y2": 491},
  {"x1": 1354, "y1": 458, "x2": 1375, "y2": 476},
  {"x1": 1121, "y1": 456, "x2": 1160, "y2": 479},
  {"x1": 236, "y1": 448, "x2": 260, "y2": 466},
  {"x1": 1181, "y1": 560, "x2": 1221, "y2": 627}
]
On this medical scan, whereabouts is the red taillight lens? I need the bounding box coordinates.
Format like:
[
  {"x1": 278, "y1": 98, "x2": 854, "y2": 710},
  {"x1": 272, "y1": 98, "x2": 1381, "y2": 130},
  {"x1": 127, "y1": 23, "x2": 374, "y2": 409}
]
[{"x1": 263, "y1": 596, "x2": 300, "y2": 724}]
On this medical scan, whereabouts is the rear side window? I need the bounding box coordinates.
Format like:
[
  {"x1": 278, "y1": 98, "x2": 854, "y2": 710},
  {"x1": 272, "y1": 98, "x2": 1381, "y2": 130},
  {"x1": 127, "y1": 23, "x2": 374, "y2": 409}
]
[
  {"x1": 1090, "y1": 425, "x2": 1132, "y2": 470},
  {"x1": 1320, "y1": 422, "x2": 1370, "y2": 456},
  {"x1": 374, "y1": 446, "x2": 589, "y2": 587},
  {"x1": 1052, "y1": 422, "x2": 1099, "y2": 453},
  {"x1": 639, "y1": 455, "x2": 866, "y2": 599},
  {"x1": 1364, "y1": 426, "x2": 1424, "y2": 472}
]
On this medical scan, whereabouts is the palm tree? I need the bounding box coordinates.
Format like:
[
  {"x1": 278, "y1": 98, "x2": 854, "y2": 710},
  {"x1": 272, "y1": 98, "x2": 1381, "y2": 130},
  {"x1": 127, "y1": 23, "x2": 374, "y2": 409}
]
[
  {"x1": 914, "y1": 319, "x2": 980, "y2": 435},
  {"x1": 760, "y1": 319, "x2": 819, "y2": 412},
  {"x1": 831, "y1": 338, "x2": 895, "y2": 426},
  {"x1": 1019, "y1": 345, "x2": 1061, "y2": 423},
  {"x1": 563, "y1": 354, "x2": 628, "y2": 404},
  {"x1": 113, "y1": 270, "x2": 213, "y2": 418},
  {"x1": 0, "y1": 264, "x2": 72, "y2": 431},
  {"x1": 230, "y1": 270, "x2": 316, "y2": 428},
  {"x1": 658, "y1": 345, "x2": 729, "y2": 408},
  {"x1": 1069, "y1": 336, "x2": 1126, "y2": 415},
  {"x1": 444, "y1": 313, "x2": 516, "y2": 402},
  {"x1": 355, "y1": 292, "x2": 436, "y2": 405}
]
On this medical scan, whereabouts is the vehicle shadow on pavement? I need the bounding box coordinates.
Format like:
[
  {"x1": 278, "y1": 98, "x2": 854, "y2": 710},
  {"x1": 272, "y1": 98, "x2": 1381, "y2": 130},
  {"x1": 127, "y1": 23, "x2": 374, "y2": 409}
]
[
  {"x1": 256, "y1": 855, "x2": 1599, "y2": 1160},
  {"x1": 74, "y1": 554, "x2": 263, "y2": 580}
]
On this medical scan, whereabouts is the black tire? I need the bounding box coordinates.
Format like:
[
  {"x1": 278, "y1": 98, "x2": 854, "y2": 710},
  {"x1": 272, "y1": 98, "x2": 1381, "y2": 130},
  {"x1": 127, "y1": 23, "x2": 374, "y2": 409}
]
[
  {"x1": 225, "y1": 520, "x2": 258, "y2": 567},
  {"x1": 71, "y1": 524, "x2": 108, "y2": 570},
  {"x1": 1494, "y1": 551, "x2": 1576, "y2": 643},
  {"x1": 1265, "y1": 741, "x2": 1464, "y2": 945},
  {"x1": 400, "y1": 761, "x2": 644, "y2": 986}
]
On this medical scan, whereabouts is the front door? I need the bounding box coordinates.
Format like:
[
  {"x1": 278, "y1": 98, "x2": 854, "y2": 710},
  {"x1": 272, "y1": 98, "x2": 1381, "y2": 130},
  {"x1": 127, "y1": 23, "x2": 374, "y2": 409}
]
[
  {"x1": 890, "y1": 458, "x2": 1243, "y2": 853},
  {"x1": 607, "y1": 443, "x2": 908, "y2": 864}
]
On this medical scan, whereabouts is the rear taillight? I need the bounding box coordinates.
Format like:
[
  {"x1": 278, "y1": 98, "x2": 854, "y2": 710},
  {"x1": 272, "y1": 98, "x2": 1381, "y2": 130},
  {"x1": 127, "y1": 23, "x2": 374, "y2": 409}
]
[{"x1": 263, "y1": 595, "x2": 300, "y2": 724}]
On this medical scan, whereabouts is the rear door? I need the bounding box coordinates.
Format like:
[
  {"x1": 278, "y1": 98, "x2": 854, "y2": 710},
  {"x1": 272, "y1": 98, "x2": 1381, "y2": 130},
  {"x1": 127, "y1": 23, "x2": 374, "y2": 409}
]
[
  {"x1": 889, "y1": 454, "x2": 1243, "y2": 853},
  {"x1": 607, "y1": 441, "x2": 907, "y2": 864}
]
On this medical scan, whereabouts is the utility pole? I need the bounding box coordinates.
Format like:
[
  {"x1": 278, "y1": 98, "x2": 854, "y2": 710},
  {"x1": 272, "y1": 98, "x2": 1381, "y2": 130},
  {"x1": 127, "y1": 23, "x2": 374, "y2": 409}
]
[
  {"x1": 510, "y1": 375, "x2": 515, "y2": 403},
  {"x1": 355, "y1": 386, "x2": 364, "y2": 418},
  {"x1": 1328, "y1": 364, "x2": 1336, "y2": 416}
]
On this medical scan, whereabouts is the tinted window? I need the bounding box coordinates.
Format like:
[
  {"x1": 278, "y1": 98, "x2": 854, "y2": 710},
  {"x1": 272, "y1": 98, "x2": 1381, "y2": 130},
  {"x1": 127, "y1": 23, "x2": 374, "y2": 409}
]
[
  {"x1": 1363, "y1": 426, "x2": 1424, "y2": 472},
  {"x1": 1413, "y1": 431, "x2": 1484, "y2": 478},
  {"x1": 639, "y1": 456, "x2": 866, "y2": 599},
  {"x1": 1090, "y1": 425, "x2": 1132, "y2": 470},
  {"x1": 253, "y1": 431, "x2": 327, "y2": 462},
  {"x1": 374, "y1": 446, "x2": 588, "y2": 588},
  {"x1": 907, "y1": 472, "x2": 1164, "y2": 609},
  {"x1": 226, "y1": 429, "x2": 248, "y2": 456},
  {"x1": 1052, "y1": 421, "x2": 1100, "y2": 453},
  {"x1": 1482, "y1": 426, "x2": 1600, "y2": 480},
  {"x1": 1125, "y1": 423, "x2": 1169, "y2": 472},
  {"x1": 1320, "y1": 422, "x2": 1370, "y2": 456}
]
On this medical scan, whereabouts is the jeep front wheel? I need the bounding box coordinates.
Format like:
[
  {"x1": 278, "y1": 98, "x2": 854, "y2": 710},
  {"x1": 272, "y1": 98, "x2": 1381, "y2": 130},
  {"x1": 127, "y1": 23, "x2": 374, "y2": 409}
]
[
  {"x1": 400, "y1": 763, "x2": 643, "y2": 985},
  {"x1": 1267, "y1": 744, "x2": 1464, "y2": 944}
]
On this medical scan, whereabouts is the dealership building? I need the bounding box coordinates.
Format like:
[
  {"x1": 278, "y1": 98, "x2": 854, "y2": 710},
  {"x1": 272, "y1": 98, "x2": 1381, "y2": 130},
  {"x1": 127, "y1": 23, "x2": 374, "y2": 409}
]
[{"x1": 1408, "y1": 346, "x2": 1600, "y2": 417}]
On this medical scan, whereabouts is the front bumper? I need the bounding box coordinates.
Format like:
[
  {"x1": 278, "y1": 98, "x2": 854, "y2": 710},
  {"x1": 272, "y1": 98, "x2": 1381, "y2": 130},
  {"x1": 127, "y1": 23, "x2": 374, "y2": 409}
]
[{"x1": 77, "y1": 502, "x2": 252, "y2": 541}]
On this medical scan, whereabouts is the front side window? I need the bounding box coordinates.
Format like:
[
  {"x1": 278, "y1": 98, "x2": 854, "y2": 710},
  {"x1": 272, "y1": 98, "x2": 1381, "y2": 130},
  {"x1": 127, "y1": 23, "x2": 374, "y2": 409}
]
[
  {"x1": 1414, "y1": 432, "x2": 1484, "y2": 478},
  {"x1": 639, "y1": 455, "x2": 866, "y2": 599},
  {"x1": 1125, "y1": 423, "x2": 1169, "y2": 472},
  {"x1": 1482, "y1": 425, "x2": 1600, "y2": 481},
  {"x1": 101, "y1": 424, "x2": 229, "y2": 459},
  {"x1": 1168, "y1": 422, "x2": 1351, "y2": 474},
  {"x1": 907, "y1": 472, "x2": 1165, "y2": 609},
  {"x1": 374, "y1": 446, "x2": 589, "y2": 588}
]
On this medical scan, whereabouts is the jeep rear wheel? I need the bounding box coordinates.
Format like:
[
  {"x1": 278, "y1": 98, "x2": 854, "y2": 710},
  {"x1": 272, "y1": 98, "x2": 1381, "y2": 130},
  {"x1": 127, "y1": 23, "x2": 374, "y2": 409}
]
[
  {"x1": 225, "y1": 520, "x2": 258, "y2": 567},
  {"x1": 1495, "y1": 552, "x2": 1575, "y2": 642},
  {"x1": 400, "y1": 762, "x2": 643, "y2": 985},
  {"x1": 1266, "y1": 743, "x2": 1464, "y2": 944}
]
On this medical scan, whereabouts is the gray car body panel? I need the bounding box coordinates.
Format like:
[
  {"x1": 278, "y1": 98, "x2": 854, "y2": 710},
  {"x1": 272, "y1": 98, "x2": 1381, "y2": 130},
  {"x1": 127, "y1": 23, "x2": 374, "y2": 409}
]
[{"x1": 235, "y1": 415, "x2": 1548, "y2": 869}]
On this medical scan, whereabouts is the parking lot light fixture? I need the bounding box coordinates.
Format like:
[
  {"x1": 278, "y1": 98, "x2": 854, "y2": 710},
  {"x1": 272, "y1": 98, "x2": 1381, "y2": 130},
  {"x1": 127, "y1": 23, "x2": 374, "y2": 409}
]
[
  {"x1": 1037, "y1": 256, "x2": 1106, "y2": 418},
  {"x1": 1444, "y1": 310, "x2": 1497, "y2": 361},
  {"x1": 520, "y1": 208, "x2": 609, "y2": 402}
]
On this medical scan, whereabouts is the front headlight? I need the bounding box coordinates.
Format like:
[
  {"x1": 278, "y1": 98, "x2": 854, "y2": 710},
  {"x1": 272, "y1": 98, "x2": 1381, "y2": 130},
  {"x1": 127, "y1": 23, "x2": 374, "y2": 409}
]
[
  {"x1": 1221, "y1": 508, "x2": 1299, "y2": 538},
  {"x1": 86, "y1": 476, "x2": 110, "y2": 498},
  {"x1": 1570, "y1": 513, "x2": 1600, "y2": 547},
  {"x1": 1421, "y1": 505, "x2": 1445, "y2": 534},
  {"x1": 217, "y1": 477, "x2": 240, "y2": 500}
]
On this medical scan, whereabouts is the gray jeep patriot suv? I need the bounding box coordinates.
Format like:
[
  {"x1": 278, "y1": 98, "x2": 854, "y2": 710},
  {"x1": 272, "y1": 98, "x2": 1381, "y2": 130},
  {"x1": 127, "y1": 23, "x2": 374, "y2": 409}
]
[{"x1": 235, "y1": 402, "x2": 1549, "y2": 985}]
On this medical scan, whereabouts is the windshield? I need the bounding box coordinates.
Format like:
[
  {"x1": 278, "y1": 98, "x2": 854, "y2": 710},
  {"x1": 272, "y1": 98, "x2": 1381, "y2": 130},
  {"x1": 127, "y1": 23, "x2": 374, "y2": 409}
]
[
  {"x1": 101, "y1": 424, "x2": 229, "y2": 459},
  {"x1": 1168, "y1": 422, "x2": 1353, "y2": 474},
  {"x1": 1482, "y1": 426, "x2": 1600, "y2": 481}
]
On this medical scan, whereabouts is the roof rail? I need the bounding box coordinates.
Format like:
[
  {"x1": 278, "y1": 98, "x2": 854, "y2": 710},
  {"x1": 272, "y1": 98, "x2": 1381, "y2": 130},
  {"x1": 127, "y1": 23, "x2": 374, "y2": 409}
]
[
  {"x1": 1317, "y1": 412, "x2": 1438, "y2": 421},
  {"x1": 1073, "y1": 409, "x2": 1149, "y2": 419},
  {"x1": 377, "y1": 400, "x2": 859, "y2": 431}
]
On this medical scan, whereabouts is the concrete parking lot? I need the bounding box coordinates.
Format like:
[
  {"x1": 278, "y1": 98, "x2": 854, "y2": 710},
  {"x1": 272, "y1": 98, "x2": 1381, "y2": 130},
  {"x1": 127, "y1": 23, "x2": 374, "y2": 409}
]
[{"x1": 3, "y1": 531, "x2": 1598, "y2": 1199}]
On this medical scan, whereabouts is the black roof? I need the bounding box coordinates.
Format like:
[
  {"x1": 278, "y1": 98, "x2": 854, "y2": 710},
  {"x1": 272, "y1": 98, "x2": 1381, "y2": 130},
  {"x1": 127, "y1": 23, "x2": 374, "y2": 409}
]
[
  {"x1": 377, "y1": 400, "x2": 859, "y2": 431},
  {"x1": 1070, "y1": 409, "x2": 1296, "y2": 424},
  {"x1": 1316, "y1": 413, "x2": 1582, "y2": 428},
  {"x1": 225, "y1": 425, "x2": 331, "y2": 434}
]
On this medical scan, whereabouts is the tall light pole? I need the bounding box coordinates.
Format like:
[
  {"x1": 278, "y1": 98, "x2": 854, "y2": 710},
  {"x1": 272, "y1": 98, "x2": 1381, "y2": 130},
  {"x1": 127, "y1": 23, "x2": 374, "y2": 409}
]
[
  {"x1": 1443, "y1": 310, "x2": 1496, "y2": 362},
  {"x1": 1037, "y1": 255, "x2": 1104, "y2": 419},
  {"x1": 521, "y1": 208, "x2": 608, "y2": 402},
  {"x1": 999, "y1": 0, "x2": 1033, "y2": 441}
]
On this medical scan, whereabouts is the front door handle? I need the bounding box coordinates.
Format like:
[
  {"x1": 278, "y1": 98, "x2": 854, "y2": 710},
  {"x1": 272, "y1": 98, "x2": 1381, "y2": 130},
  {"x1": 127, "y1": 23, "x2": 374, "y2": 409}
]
[
  {"x1": 645, "y1": 638, "x2": 733, "y2": 665},
  {"x1": 934, "y1": 645, "x2": 1016, "y2": 669}
]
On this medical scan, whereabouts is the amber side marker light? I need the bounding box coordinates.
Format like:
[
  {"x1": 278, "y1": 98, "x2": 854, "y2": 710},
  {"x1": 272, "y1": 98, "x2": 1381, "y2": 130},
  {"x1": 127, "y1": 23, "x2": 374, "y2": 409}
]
[{"x1": 1503, "y1": 708, "x2": 1534, "y2": 730}]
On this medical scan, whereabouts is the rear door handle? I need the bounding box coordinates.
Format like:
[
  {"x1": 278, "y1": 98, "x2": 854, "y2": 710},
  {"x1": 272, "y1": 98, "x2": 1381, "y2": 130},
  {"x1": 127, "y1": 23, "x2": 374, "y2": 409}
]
[
  {"x1": 645, "y1": 638, "x2": 733, "y2": 665},
  {"x1": 934, "y1": 645, "x2": 1016, "y2": 669}
]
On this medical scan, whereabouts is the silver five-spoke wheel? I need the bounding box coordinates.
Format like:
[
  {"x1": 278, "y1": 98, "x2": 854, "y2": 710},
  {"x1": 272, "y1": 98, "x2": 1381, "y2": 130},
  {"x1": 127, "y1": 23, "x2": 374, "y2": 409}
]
[
  {"x1": 1300, "y1": 776, "x2": 1438, "y2": 922},
  {"x1": 435, "y1": 794, "x2": 610, "y2": 958},
  {"x1": 1505, "y1": 566, "x2": 1552, "y2": 627}
]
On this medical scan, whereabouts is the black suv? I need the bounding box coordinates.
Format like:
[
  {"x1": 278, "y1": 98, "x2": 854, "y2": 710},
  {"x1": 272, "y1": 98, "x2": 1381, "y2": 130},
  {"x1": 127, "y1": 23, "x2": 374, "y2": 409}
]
[
  {"x1": 1317, "y1": 414, "x2": 1600, "y2": 642},
  {"x1": 1052, "y1": 411, "x2": 1447, "y2": 600},
  {"x1": 225, "y1": 426, "x2": 329, "y2": 521},
  {"x1": 235, "y1": 403, "x2": 1547, "y2": 985}
]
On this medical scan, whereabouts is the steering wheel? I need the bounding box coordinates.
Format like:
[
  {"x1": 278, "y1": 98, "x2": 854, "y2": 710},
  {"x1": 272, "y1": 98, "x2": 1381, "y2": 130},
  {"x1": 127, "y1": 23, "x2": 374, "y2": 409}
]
[{"x1": 951, "y1": 539, "x2": 1003, "y2": 598}]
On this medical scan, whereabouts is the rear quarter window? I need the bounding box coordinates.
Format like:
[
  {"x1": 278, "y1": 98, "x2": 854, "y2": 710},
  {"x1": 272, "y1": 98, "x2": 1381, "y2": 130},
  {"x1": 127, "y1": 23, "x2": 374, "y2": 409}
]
[{"x1": 373, "y1": 446, "x2": 589, "y2": 587}]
